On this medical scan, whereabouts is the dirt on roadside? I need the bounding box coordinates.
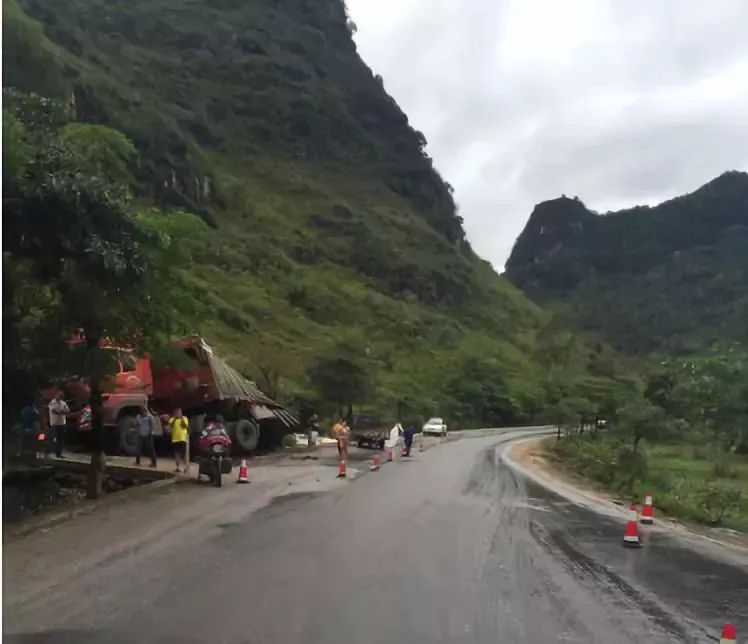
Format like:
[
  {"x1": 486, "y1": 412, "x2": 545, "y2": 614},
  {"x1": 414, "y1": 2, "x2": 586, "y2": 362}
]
[{"x1": 509, "y1": 437, "x2": 748, "y2": 552}]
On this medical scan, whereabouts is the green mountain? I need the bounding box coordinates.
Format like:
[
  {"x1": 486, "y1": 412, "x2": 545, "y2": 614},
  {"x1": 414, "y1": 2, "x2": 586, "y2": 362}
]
[
  {"x1": 4, "y1": 0, "x2": 628, "y2": 424},
  {"x1": 505, "y1": 172, "x2": 748, "y2": 355}
]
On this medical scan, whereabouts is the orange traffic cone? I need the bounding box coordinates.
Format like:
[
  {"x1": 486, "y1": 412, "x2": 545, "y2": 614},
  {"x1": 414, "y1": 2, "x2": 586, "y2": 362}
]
[
  {"x1": 370, "y1": 453, "x2": 381, "y2": 471},
  {"x1": 337, "y1": 460, "x2": 347, "y2": 478},
  {"x1": 237, "y1": 459, "x2": 249, "y2": 484},
  {"x1": 386, "y1": 446, "x2": 394, "y2": 462},
  {"x1": 623, "y1": 504, "x2": 642, "y2": 547},
  {"x1": 720, "y1": 623, "x2": 736, "y2": 644},
  {"x1": 640, "y1": 492, "x2": 654, "y2": 525}
]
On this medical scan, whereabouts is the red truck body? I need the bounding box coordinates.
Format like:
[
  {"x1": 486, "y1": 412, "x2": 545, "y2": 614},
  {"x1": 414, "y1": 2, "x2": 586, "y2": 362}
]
[{"x1": 42, "y1": 335, "x2": 296, "y2": 455}]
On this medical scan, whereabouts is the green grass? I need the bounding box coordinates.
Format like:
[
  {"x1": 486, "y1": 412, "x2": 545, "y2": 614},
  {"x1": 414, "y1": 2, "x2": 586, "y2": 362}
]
[
  {"x1": 647, "y1": 444, "x2": 748, "y2": 532},
  {"x1": 554, "y1": 435, "x2": 748, "y2": 533}
]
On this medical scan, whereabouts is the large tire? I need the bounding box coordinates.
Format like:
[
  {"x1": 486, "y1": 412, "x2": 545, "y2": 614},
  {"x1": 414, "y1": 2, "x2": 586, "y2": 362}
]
[
  {"x1": 119, "y1": 415, "x2": 139, "y2": 457},
  {"x1": 231, "y1": 418, "x2": 260, "y2": 452}
]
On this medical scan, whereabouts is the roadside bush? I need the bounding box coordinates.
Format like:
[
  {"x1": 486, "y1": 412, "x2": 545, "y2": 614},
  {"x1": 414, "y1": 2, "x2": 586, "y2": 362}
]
[
  {"x1": 657, "y1": 479, "x2": 742, "y2": 526},
  {"x1": 691, "y1": 445, "x2": 709, "y2": 460},
  {"x1": 614, "y1": 446, "x2": 648, "y2": 493},
  {"x1": 711, "y1": 454, "x2": 737, "y2": 479},
  {"x1": 698, "y1": 486, "x2": 742, "y2": 525},
  {"x1": 281, "y1": 434, "x2": 297, "y2": 449},
  {"x1": 553, "y1": 435, "x2": 622, "y2": 487}
]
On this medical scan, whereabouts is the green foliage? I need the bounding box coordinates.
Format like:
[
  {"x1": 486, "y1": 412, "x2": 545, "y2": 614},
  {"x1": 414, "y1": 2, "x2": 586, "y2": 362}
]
[
  {"x1": 617, "y1": 397, "x2": 665, "y2": 452},
  {"x1": 307, "y1": 335, "x2": 375, "y2": 417},
  {"x1": 3, "y1": 1, "x2": 632, "y2": 431},
  {"x1": 552, "y1": 343, "x2": 748, "y2": 531},
  {"x1": 506, "y1": 175, "x2": 748, "y2": 355},
  {"x1": 281, "y1": 434, "x2": 298, "y2": 449},
  {"x1": 443, "y1": 356, "x2": 520, "y2": 428},
  {"x1": 2, "y1": 0, "x2": 66, "y2": 96},
  {"x1": 60, "y1": 123, "x2": 137, "y2": 188},
  {"x1": 2, "y1": 110, "x2": 30, "y2": 179},
  {"x1": 3, "y1": 91, "x2": 201, "y2": 414},
  {"x1": 555, "y1": 396, "x2": 595, "y2": 431}
]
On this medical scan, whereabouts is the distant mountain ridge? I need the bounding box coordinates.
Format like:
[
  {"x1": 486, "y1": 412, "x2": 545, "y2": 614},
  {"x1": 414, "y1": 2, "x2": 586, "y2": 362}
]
[
  {"x1": 5, "y1": 0, "x2": 630, "y2": 425},
  {"x1": 505, "y1": 171, "x2": 748, "y2": 354}
]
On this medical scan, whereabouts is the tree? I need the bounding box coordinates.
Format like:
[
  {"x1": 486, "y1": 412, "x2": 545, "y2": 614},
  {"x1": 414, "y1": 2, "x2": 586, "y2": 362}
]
[
  {"x1": 3, "y1": 91, "x2": 201, "y2": 496},
  {"x1": 555, "y1": 396, "x2": 594, "y2": 440},
  {"x1": 666, "y1": 345, "x2": 748, "y2": 452},
  {"x1": 248, "y1": 336, "x2": 301, "y2": 402},
  {"x1": 307, "y1": 337, "x2": 375, "y2": 419},
  {"x1": 617, "y1": 398, "x2": 665, "y2": 453},
  {"x1": 444, "y1": 357, "x2": 520, "y2": 428}
]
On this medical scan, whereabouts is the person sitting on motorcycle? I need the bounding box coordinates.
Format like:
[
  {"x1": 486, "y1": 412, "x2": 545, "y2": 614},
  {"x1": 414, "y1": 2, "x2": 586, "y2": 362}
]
[{"x1": 205, "y1": 414, "x2": 226, "y2": 434}]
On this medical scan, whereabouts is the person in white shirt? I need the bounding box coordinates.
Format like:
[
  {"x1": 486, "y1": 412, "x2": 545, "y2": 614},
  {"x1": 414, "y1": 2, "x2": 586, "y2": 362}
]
[{"x1": 48, "y1": 393, "x2": 70, "y2": 458}]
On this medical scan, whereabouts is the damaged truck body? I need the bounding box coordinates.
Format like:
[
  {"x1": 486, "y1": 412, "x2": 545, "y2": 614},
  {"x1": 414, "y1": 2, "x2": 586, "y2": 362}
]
[{"x1": 43, "y1": 335, "x2": 297, "y2": 455}]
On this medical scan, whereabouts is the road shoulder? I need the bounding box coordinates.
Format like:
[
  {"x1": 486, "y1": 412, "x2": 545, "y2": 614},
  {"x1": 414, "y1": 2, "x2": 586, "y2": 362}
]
[{"x1": 503, "y1": 436, "x2": 748, "y2": 564}]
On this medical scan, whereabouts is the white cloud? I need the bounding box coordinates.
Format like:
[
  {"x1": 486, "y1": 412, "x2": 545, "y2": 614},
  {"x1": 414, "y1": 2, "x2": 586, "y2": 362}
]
[{"x1": 347, "y1": 0, "x2": 748, "y2": 268}]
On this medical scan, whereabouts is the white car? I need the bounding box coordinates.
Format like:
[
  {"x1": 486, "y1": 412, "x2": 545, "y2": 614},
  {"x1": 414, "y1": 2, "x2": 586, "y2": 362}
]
[{"x1": 422, "y1": 417, "x2": 447, "y2": 436}]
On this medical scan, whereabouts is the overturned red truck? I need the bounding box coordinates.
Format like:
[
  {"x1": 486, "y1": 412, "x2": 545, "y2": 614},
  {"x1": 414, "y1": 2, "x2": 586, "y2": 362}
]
[{"x1": 44, "y1": 335, "x2": 297, "y2": 455}]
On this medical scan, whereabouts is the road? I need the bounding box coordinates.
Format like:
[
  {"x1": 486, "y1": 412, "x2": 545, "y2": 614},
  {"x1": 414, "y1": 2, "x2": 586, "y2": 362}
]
[{"x1": 4, "y1": 428, "x2": 747, "y2": 643}]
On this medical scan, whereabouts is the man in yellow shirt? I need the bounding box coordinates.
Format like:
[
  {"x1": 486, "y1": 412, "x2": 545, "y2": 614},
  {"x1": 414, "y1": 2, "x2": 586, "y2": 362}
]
[{"x1": 168, "y1": 409, "x2": 189, "y2": 473}]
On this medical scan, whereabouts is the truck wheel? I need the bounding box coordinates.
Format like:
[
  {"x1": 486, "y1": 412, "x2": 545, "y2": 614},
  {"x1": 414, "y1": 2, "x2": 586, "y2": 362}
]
[
  {"x1": 119, "y1": 415, "x2": 139, "y2": 457},
  {"x1": 231, "y1": 418, "x2": 260, "y2": 452}
]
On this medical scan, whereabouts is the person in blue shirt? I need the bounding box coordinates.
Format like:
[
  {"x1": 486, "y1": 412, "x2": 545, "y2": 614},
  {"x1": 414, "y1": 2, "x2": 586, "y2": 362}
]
[
  {"x1": 18, "y1": 402, "x2": 40, "y2": 456},
  {"x1": 135, "y1": 408, "x2": 157, "y2": 468}
]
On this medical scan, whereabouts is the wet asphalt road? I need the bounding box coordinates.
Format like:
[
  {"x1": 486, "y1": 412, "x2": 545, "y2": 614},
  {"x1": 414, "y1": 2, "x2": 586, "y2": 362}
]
[{"x1": 4, "y1": 429, "x2": 747, "y2": 643}]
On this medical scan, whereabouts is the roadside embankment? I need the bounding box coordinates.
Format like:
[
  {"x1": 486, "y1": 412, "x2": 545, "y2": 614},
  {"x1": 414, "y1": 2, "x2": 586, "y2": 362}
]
[{"x1": 506, "y1": 436, "x2": 748, "y2": 556}]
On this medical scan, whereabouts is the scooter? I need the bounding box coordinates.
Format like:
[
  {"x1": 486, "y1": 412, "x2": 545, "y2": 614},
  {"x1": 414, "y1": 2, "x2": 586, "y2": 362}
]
[{"x1": 197, "y1": 421, "x2": 232, "y2": 487}]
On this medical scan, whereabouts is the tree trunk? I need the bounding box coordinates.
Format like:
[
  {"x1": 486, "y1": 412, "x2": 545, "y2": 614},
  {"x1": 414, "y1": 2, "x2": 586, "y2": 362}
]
[{"x1": 86, "y1": 333, "x2": 106, "y2": 499}]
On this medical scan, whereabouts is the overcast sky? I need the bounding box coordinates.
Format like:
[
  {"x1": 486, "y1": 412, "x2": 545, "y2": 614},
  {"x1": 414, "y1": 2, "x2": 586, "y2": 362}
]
[{"x1": 346, "y1": 0, "x2": 748, "y2": 268}]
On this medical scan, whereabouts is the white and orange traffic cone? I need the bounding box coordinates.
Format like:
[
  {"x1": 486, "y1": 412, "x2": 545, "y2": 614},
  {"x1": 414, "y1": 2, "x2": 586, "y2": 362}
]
[
  {"x1": 386, "y1": 446, "x2": 394, "y2": 462},
  {"x1": 36, "y1": 432, "x2": 46, "y2": 459},
  {"x1": 640, "y1": 492, "x2": 654, "y2": 525},
  {"x1": 370, "y1": 453, "x2": 381, "y2": 471},
  {"x1": 720, "y1": 623, "x2": 736, "y2": 644},
  {"x1": 337, "y1": 460, "x2": 347, "y2": 478},
  {"x1": 237, "y1": 459, "x2": 249, "y2": 484},
  {"x1": 623, "y1": 504, "x2": 642, "y2": 547}
]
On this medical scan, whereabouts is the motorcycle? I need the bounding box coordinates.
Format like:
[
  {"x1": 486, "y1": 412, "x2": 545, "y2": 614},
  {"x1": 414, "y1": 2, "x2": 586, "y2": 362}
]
[{"x1": 197, "y1": 421, "x2": 232, "y2": 487}]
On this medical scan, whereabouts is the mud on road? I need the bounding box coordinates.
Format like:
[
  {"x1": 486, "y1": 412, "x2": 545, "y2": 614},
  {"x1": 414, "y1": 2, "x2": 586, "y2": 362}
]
[{"x1": 4, "y1": 429, "x2": 747, "y2": 643}]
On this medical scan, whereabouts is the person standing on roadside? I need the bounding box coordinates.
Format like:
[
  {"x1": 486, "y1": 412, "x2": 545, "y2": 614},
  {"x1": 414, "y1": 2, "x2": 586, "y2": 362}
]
[
  {"x1": 135, "y1": 407, "x2": 157, "y2": 468},
  {"x1": 47, "y1": 393, "x2": 70, "y2": 458},
  {"x1": 19, "y1": 401, "x2": 40, "y2": 456},
  {"x1": 307, "y1": 414, "x2": 321, "y2": 449},
  {"x1": 331, "y1": 418, "x2": 349, "y2": 463},
  {"x1": 402, "y1": 424, "x2": 416, "y2": 457},
  {"x1": 168, "y1": 409, "x2": 189, "y2": 473}
]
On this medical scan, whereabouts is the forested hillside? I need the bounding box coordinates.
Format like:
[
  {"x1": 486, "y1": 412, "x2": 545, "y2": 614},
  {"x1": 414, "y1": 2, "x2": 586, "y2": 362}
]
[
  {"x1": 505, "y1": 172, "x2": 748, "y2": 355},
  {"x1": 3, "y1": 0, "x2": 630, "y2": 426}
]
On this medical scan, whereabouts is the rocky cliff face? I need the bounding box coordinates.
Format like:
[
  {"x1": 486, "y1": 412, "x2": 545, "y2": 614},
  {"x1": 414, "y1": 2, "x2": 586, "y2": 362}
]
[
  {"x1": 505, "y1": 172, "x2": 748, "y2": 354},
  {"x1": 6, "y1": 0, "x2": 580, "y2": 421}
]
